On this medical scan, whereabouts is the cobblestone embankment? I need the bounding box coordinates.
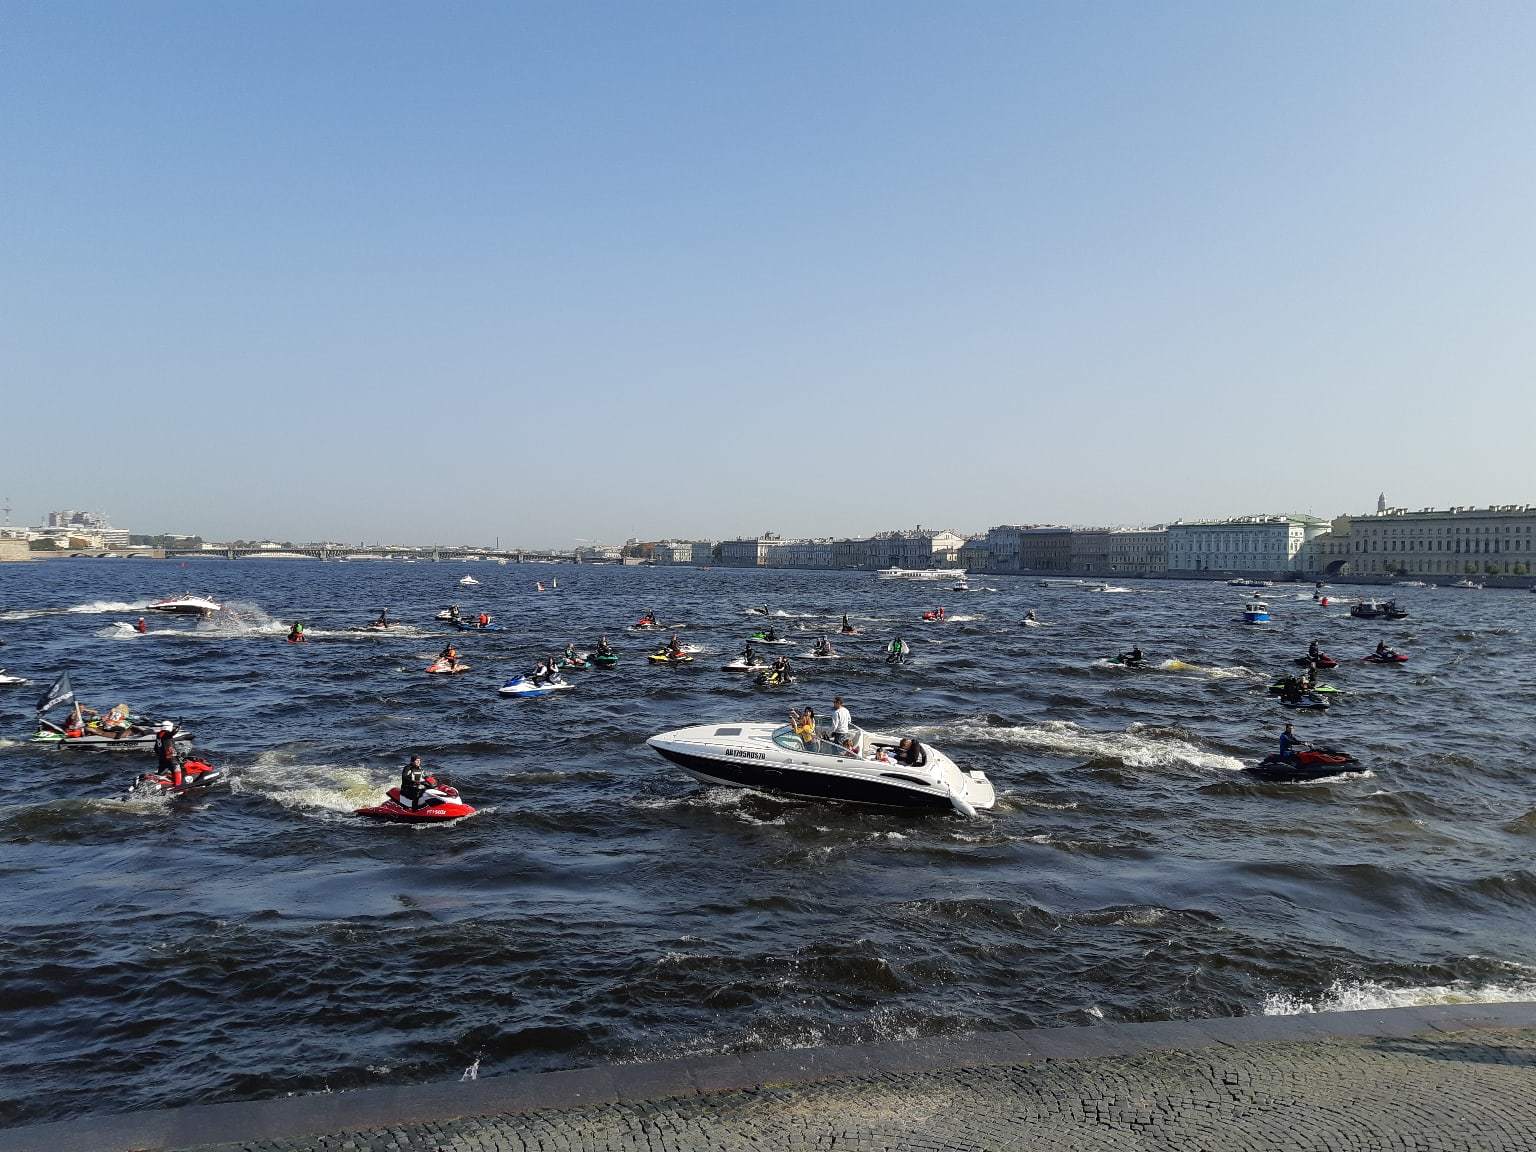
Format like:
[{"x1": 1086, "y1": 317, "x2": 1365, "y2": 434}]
[{"x1": 5, "y1": 1004, "x2": 1536, "y2": 1152}]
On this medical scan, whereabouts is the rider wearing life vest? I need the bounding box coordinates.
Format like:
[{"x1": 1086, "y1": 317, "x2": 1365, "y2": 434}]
[{"x1": 153, "y1": 722, "x2": 182, "y2": 787}]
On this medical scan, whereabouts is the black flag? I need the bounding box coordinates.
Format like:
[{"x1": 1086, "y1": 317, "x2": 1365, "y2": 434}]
[{"x1": 36, "y1": 672, "x2": 74, "y2": 715}]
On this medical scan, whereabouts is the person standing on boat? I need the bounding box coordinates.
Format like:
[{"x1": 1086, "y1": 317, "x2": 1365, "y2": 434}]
[{"x1": 829, "y1": 696, "x2": 852, "y2": 743}]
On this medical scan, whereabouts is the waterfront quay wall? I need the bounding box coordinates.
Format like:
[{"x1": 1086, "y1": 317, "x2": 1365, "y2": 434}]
[{"x1": 4, "y1": 1002, "x2": 1535, "y2": 1152}]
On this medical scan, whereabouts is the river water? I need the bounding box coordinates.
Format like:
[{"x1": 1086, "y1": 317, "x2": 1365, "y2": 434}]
[{"x1": 1, "y1": 561, "x2": 1533, "y2": 1125}]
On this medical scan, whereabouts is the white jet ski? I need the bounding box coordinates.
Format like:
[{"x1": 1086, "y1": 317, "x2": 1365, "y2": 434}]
[
  {"x1": 499, "y1": 676, "x2": 574, "y2": 698},
  {"x1": 721, "y1": 658, "x2": 770, "y2": 672},
  {"x1": 0, "y1": 671, "x2": 28, "y2": 686}
]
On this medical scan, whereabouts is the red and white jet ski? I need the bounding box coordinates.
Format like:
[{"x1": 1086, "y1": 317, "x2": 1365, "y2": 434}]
[
  {"x1": 356, "y1": 785, "x2": 476, "y2": 823},
  {"x1": 131, "y1": 758, "x2": 226, "y2": 797}
]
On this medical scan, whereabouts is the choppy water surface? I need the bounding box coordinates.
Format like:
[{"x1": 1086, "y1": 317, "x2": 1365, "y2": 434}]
[{"x1": 1, "y1": 561, "x2": 1533, "y2": 1124}]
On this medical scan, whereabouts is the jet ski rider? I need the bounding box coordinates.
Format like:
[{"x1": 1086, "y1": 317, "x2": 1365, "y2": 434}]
[
  {"x1": 399, "y1": 755, "x2": 447, "y2": 811},
  {"x1": 439, "y1": 643, "x2": 458, "y2": 664},
  {"x1": 840, "y1": 614, "x2": 856, "y2": 635},
  {"x1": 1279, "y1": 723, "x2": 1301, "y2": 760},
  {"x1": 739, "y1": 642, "x2": 759, "y2": 665},
  {"x1": 1125, "y1": 645, "x2": 1144, "y2": 666},
  {"x1": 1375, "y1": 640, "x2": 1393, "y2": 659},
  {"x1": 1308, "y1": 640, "x2": 1321, "y2": 660},
  {"x1": 152, "y1": 721, "x2": 182, "y2": 787},
  {"x1": 375, "y1": 609, "x2": 390, "y2": 628},
  {"x1": 595, "y1": 636, "x2": 613, "y2": 656}
]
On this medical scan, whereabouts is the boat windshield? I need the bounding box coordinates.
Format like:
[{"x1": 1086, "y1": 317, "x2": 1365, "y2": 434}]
[{"x1": 772, "y1": 725, "x2": 865, "y2": 759}]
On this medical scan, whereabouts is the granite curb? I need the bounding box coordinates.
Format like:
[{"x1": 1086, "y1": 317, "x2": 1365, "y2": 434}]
[{"x1": 6, "y1": 1002, "x2": 1536, "y2": 1152}]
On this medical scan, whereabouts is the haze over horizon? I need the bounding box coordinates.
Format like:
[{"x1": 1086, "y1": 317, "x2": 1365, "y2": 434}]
[{"x1": 5, "y1": 3, "x2": 1534, "y2": 547}]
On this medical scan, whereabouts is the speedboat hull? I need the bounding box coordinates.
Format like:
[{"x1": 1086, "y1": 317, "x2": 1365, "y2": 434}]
[
  {"x1": 646, "y1": 722, "x2": 994, "y2": 816},
  {"x1": 147, "y1": 596, "x2": 221, "y2": 617}
]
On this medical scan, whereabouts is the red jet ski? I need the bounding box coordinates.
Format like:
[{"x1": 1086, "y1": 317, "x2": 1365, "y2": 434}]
[
  {"x1": 921, "y1": 609, "x2": 946, "y2": 622},
  {"x1": 1294, "y1": 654, "x2": 1338, "y2": 669},
  {"x1": 132, "y1": 758, "x2": 226, "y2": 797},
  {"x1": 1247, "y1": 748, "x2": 1361, "y2": 783},
  {"x1": 1363, "y1": 651, "x2": 1409, "y2": 664},
  {"x1": 356, "y1": 785, "x2": 476, "y2": 823}
]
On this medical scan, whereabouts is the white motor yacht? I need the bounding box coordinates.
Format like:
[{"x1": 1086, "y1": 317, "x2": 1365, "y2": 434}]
[
  {"x1": 646, "y1": 722, "x2": 995, "y2": 817},
  {"x1": 146, "y1": 595, "x2": 222, "y2": 617}
]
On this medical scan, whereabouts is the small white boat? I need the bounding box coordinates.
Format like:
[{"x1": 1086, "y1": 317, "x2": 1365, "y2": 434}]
[
  {"x1": 1242, "y1": 600, "x2": 1271, "y2": 625},
  {"x1": 146, "y1": 595, "x2": 221, "y2": 617},
  {"x1": 1451, "y1": 579, "x2": 1484, "y2": 590},
  {"x1": 647, "y1": 722, "x2": 995, "y2": 816},
  {"x1": 0, "y1": 670, "x2": 29, "y2": 686},
  {"x1": 878, "y1": 568, "x2": 968, "y2": 582},
  {"x1": 1227, "y1": 579, "x2": 1272, "y2": 588},
  {"x1": 459, "y1": 576, "x2": 480, "y2": 586}
]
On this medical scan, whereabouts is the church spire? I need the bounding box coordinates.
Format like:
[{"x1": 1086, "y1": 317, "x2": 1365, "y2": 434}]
[{"x1": 1377, "y1": 492, "x2": 1387, "y2": 514}]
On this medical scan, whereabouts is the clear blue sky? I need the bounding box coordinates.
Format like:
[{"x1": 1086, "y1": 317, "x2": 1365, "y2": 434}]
[{"x1": 4, "y1": 2, "x2": 1533, "y2": 545}]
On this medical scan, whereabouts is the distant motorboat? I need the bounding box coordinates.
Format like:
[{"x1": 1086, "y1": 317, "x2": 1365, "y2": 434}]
[
  {"x1": 878, "y1": 568, "x2": 967, "y2": 582},
  {"x1": 1241, "y1": 600, "x2": 1271, "y2": 625},
  {"x1": 146, "y1": 595, "x2": 221, "y2": 617},
  {"x1": 459, "y1": 576, "x2": 479, "y2": 586},
  {"x1": 1227, "y1": 578, "x2": 1272, "y2": 588}
]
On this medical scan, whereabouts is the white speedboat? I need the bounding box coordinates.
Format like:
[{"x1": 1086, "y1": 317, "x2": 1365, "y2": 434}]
[
  {"x1": 646, "y1": 722, "x2": 995, "y2": 817},
  {"x1": 0, "y1": 670, "x2": 28, "y2": 686},
  {"x1": 146, "y1": 594, "x2": 221, "y2": 617},
  {"x1": 459, "y1": 576, "x2": 480, "y2": 586}
]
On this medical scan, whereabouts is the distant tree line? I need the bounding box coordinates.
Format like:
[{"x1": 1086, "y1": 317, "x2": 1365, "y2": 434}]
[{"x1": 130, "y1": 535, "x2": 205, "y2": 548}]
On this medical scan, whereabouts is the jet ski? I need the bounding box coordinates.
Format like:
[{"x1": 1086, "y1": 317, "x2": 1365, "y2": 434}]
[
  {"x1": 499, "y1": 676, "x2": 573, "y2": 696},
  {"x1": 1278, "y1": 693, "x2": 1330, "y2": 711},
  {"x1": 130, "y1": 758, "x2": 226, "y2": 798},
  {"x1": 1246, "y1": 749, "x2": 1362, "y2": 783},
  {"x1": 357, "y1": 784, "x2": 476, "y2": 822},
  {"x1": 648, "y1": 651, "x2": 694, "y2": 665},
  {"x1": 722, "y1": 657, "x2": 769, "y2": 672},
  {"x1": 559, "y1": 655, "x2": 590, "y2": 671},
  {"x1": 146, "y1": 595, "x2": 221, "y2": 617},
  {"x1": 1268, "y1": 680, "x2": 1340, "y2": 695},
  {"x1": 1364, "y1": 651, "x2": 1410, "y2": 664},
  {"x1": 1107, "y1": 652, "x2": 1146, "y2": 668},
  {"x1": 426, "y1": 659, "x2": 471, "y2": 674},
  {"x1": 804, "y1": 648, "x2": 839, "y2": 660},
  {"x1": 632, "y1": 616, "x2": 665, "y2": 630},
  {"x1": 0, "y1": 671, "x2": 28, "y2": 686},
  {"x1": 1294, "y1": 655, "x2": 1339, "y2": 668},
  {"x1": 591, "y1": 652, "x2": 619, "y2": 669},
  {"x1": 746, "y1": 607, "x2": 771, "y2": 616},
  {"x1": 748, "y1": 632, "x2": 794, "y2": 645},
  {"x1": 434, "y1": 609, "x2": 462, "y2": 622},
  {"x1": 754, "y1": 669, "x2": 797, "y2": 687},
  {"x1": 453, "y1": 619, "x2": 502, "y2": 632},
  {"x1": 921, "y1": 610, "x2": 945, "y2": 622}
]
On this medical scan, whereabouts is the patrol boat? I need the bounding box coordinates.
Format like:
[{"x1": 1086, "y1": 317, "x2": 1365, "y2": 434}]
[{"x1": 645, "y1": 722, "x2": 995, "y2": 817}]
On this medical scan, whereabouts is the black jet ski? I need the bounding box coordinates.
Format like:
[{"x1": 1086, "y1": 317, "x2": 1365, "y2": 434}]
[{"x1": 1246, "y1": 749, "x2": 1362, "y2": 783}]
